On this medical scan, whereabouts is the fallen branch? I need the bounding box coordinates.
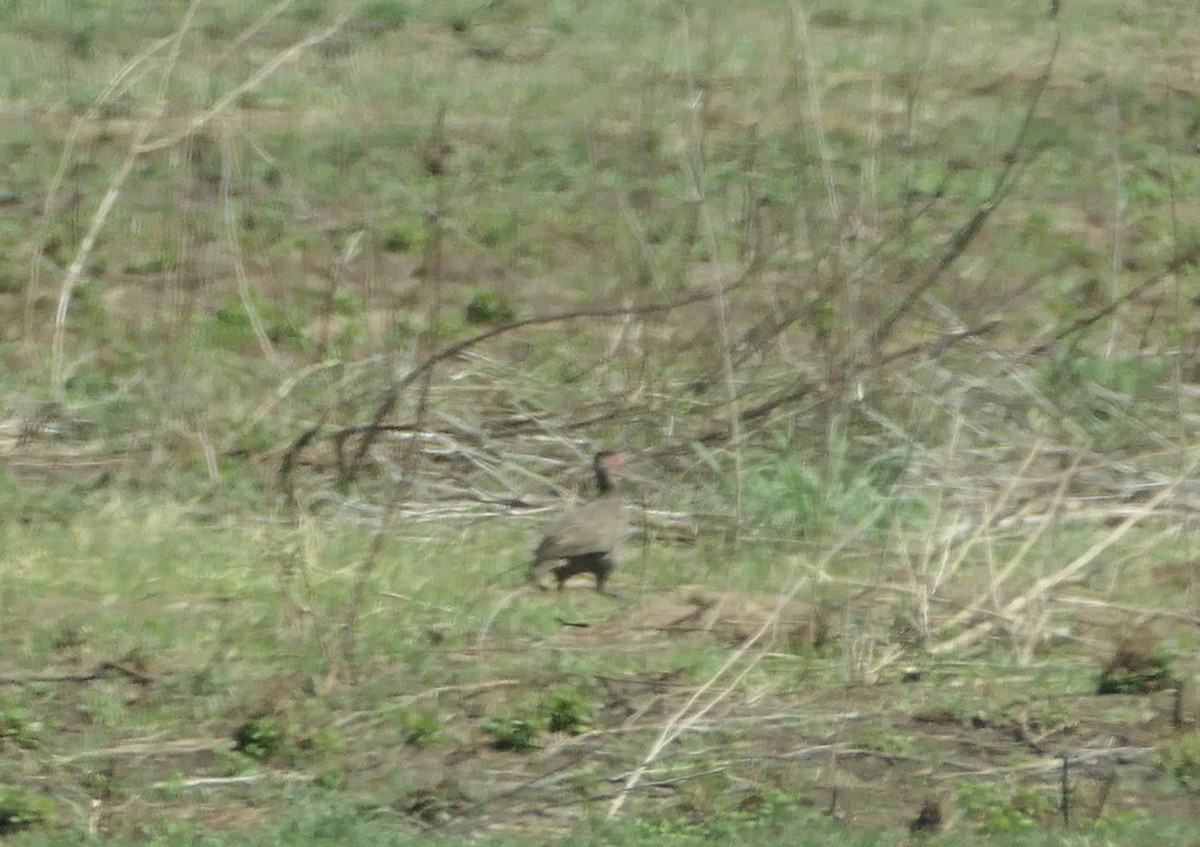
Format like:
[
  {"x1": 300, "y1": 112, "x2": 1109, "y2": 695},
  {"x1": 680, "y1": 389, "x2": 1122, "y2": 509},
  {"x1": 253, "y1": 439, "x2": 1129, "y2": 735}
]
[
  {"x1": 0, "y1": 661, "x2": 153, "y2": 687},
  {"x1": 606, "y1": 503, "x2": 880, "y2": 818},
  {"x1": 1053, "y1": 595, "x2": 1200, "y2": 626},
  {"x1": 151, "y1": 771, "x2": 316, "y2": 789},
  {"x1": 284, "y1": 269, "x2": 756, "y2": 492},
  {"x1": 55, "y1": 737, "x2": 229, "y2": 763},
  {"x1": 929, "y1": 450, "x2": 1200, "y2": 655}
]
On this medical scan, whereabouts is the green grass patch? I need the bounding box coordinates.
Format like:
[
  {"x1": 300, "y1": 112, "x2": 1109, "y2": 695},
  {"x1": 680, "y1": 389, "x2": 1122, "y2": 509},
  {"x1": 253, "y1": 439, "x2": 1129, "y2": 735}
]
[{"x1": 3, "y1": 0, "x2": 1200, "y2": 842}]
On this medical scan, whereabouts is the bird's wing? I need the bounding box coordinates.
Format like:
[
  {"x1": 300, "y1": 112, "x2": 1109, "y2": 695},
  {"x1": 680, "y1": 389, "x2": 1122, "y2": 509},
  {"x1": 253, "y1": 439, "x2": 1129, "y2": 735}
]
[{"x1": 533, "y1": 498, "x2": 627, "y2": 561}]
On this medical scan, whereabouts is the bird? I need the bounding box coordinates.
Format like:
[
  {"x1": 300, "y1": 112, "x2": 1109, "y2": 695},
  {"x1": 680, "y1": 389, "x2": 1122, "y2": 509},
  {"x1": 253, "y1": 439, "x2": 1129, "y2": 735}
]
[{"x1": 530, "y1": 451, "x2": 629, "y2": 594}]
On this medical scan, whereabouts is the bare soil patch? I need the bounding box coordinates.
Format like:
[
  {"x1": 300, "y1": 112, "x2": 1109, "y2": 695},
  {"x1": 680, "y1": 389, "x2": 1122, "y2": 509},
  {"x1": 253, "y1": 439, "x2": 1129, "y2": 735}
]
[
  {"x1": 566, "y1": 587, "x2": 828, "y2": 648},
  {"x1": 3, "y1": 579, "x2": 1198, "y2": 840}
]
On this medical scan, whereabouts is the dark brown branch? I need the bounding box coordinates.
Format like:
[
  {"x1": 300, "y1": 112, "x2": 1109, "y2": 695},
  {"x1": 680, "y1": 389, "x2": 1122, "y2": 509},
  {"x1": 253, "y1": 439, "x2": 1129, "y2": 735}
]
[
  {"x1": 676, "y1": 319, "x2": 999, "y2": 452},
  {"x1": 278, "y1": 422, "x2": 323, "y2": 508},
  {"x1": 1024, "y1": 241, "x2": 1200, "y2": 356},
  {"x1": 866, "y1": 33, "x2": 1060, "y2": 357},
  {"x1": 279, "y1": 270, "x2": 754, "y2": 494},
  {"x1": 731, "y1": 187, "x2": 947, "y2": 370},
  {"x1": 337, "y1": 107, "x2": 450, "y2": 677},
  {"x1": 0, "y1": 661, "x2": 153, "y2": 686}
]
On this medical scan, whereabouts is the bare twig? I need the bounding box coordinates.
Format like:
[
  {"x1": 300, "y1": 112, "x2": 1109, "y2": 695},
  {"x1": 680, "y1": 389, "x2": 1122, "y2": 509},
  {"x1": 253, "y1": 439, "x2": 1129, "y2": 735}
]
[
  {"x1": 607, "y1": 507, "x2": 880, "y2": 818},
  {"x1": 286, "y1": 271, "x2": 756, "y2": 490},
  {"x1": 151, "y1": 772, "x2": 316, "y2": 789},
  {"x1": 51, "y1": 1, "x2": 202, "y2": 389},
  {"x1": 134, "y1": 14, "x2": 353, "y2": 156},
  {"x1": 336, "y1": 108, "x2": 450, "y2": 677},
  {"x1": 0, "y1": 661, "x2": 153, "y2": 687},
  {"x1": 866, "y1": 33, "x2": 1060, "y2": 357},
  {"x1": 54, "y1": 737, "x2": 229, "y2": 763},
  {"x1": 929, "y1": 450, "x2": 1200, "y2": 655},
  {"x1": 680, "y1": 10, "x2": 743, "y2": 542}
]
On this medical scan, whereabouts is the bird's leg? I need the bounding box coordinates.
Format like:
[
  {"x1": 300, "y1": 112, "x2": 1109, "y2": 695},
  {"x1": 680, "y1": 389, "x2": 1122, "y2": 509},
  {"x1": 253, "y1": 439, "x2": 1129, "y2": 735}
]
[
  {"x1": 593, "y1": 557, "x2": 620, "y2": 597},
  {"x1": 595, "y1": 572, "x2": 627, "y2": 599}
]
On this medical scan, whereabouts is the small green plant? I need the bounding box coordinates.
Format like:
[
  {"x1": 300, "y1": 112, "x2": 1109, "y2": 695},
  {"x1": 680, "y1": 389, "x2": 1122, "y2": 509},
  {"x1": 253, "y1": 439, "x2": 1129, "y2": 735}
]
[
  {"x1": 740, "y1": 436, "x2": 913, "y2": 536},
  {"x1": 464, "y1": 289, "x2": 517, "y2": 325},
  {"x1": 49, "y1": 620, "x2": 86, "y2": 650},
  {"x1": 79, "y1": 689, "x2": 125, "y2": 727},
  {"x1": 122, "y1": 251, "x2": 176, "y2": 275},
  {"x1": 1154, "y1": 736, "x2": 1200, "y2": 790},
  {"x1": 189, "y1": 667, "x2": 226, "y2": 697},
  {"x1": 233, "y1": 714, "x2": 286, "y2": 760},
  {"x1": 80, "y1": 763, "x2": 120, "y2": 800},
  {"x1": 1048, "y1": 351, "x2": 1169, "y2": 399},
  {"x1": 153, "y1": 774, "x2": 186, "y2": 801},
  {"x1": 205, "y1": 294, "x2": 308, "y2": 352},
  {"x1": 213, "y1": 747, "x2": 254, "y2": 778},
  {"x1": 1035, "y1": 350, "x2": 1173, "y2": 448},
  {"x1": 301, "y1": 725, "x2": 343, "y2": 758},
  {"x1": 1097, "y1": 641, "x2": 1177, "y2": 695},
  {"x1": 397, "y1": 708, "x2": 443, "y2": 747},
  {"x1": 958, "y1": 780, "x2": 1056, "y2": 834},
  {"x1": 380, "y1": 217, "x2": 427, "y2": 253},
  {"x1": 290, "y1": 0, "x2": 325, "y2": 24},
  {"x1": 66, "y1": 25, "x2": 95, "y2": 60},
  {"x1": 0, "y1": 706, "x2": 43, "y2": 750},
  {"x1": 540, "y1": 686, "x2": 591, "y2": 735},
  {"x1": 0, "y1": 784, "x2": 53, "y2": 835},
  {"x1": 315, "y1": 766, "x2": 348, "y2": 790},
  {"x1": 851, "y1": 723, "x2": 914, "y2": 755},
  {"x1": 481, "y1": 713, "x2": 539, "y2": 751}
]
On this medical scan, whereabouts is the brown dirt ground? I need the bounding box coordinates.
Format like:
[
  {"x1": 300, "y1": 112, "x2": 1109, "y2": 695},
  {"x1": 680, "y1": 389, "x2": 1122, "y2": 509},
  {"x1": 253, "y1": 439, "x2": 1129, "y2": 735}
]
[{"x1": 8, "y1": 587, "x2": 1198, "y2": 840}]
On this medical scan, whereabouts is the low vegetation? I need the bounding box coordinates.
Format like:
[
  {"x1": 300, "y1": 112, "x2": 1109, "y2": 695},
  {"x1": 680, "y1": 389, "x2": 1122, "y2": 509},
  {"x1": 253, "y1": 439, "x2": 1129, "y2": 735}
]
[{"x1": 2, "y1": 0, "x2": 1200, "y2": 844}]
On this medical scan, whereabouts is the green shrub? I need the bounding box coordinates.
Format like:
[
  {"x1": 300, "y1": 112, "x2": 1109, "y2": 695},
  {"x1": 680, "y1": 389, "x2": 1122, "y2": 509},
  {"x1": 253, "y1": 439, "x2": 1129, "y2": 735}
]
[
  {"x1": 233, "y1": 714, "x2": 286, "y2": 760},
  {"x1": 740, "y1": 437, "x2": 912, "y2": 536},
  {"x1": 540, "y1": 686, "x2": 591, "y2": 734},
  {"x1": 399, "y1": 709, "x2": 443, "y2": 747},
  {"x1": 1155, "y1": 736, "x2": 1200, "y2": 790},
  {"x1": 0, "y1": 705, "x2": 43, "y2": 749},
  {"x1": 1097, "y1": 642, "x2": 1177, "y2": 695},
  {"x1": 482, "y1": 714, "x2": 538, "y2": 751},
  {"x1": 0, "y1": 784, "x2": 53, "y2": 835},
  {"x1": 464, "y1": 289, "x2": 517, "y2": 325}
]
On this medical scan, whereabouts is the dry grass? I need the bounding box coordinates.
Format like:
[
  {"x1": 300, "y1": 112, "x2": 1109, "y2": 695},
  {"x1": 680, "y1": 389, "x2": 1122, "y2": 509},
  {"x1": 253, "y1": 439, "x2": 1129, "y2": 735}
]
[{"x1": 3, "y1": 0, "x2": 1200, "y2": 843}]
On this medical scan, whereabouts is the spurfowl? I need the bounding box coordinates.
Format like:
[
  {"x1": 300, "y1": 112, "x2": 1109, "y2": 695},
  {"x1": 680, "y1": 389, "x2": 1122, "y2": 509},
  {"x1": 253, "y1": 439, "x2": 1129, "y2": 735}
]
[{"x1": 530, "y1": 451, "x2": 629, "y2": 594}]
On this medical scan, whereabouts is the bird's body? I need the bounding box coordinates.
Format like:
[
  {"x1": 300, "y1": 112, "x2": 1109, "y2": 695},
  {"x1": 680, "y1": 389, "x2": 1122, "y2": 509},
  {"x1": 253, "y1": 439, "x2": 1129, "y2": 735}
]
[{"x1": 530, "y1": 451, "x2": 628, "y2": 593}]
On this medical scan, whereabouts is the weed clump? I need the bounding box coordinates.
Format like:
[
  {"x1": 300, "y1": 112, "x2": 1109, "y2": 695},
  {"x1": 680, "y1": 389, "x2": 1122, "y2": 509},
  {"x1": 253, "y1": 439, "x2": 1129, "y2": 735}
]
[
  {"x1": 233, "y1": 714, "x2": 286, "y2": 760},
  {"x1": 958, "y1": 781, "x2": 1056, "y2": 834},
  {"x1": 464, "y1": 289, "x2": 517, "y2": 325},
  {"x1": 0, "y1": 784, "x2": 53, "y2": 835},
  {"x1": 540, "y1": 686, "x2": 591, "y2": 734},
  {"x1": 0, "y1": 705, "x2": 42, "y2": 750},
  {"x1": 398, "y1": 708, "x2": 442, "y2": 747},
  {"x1": 481, "y1": 714, "x2": 538, "y2": 751},
  {"x1": 1096, "y1": 632, "x2": 1177, "y2": 695},
  {"x1": 482, "y1": 686, "x2": 593, "y2": 749},
  {"x1": 1155, "y1": 736, "x2": 1200, "y2": 790}
]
